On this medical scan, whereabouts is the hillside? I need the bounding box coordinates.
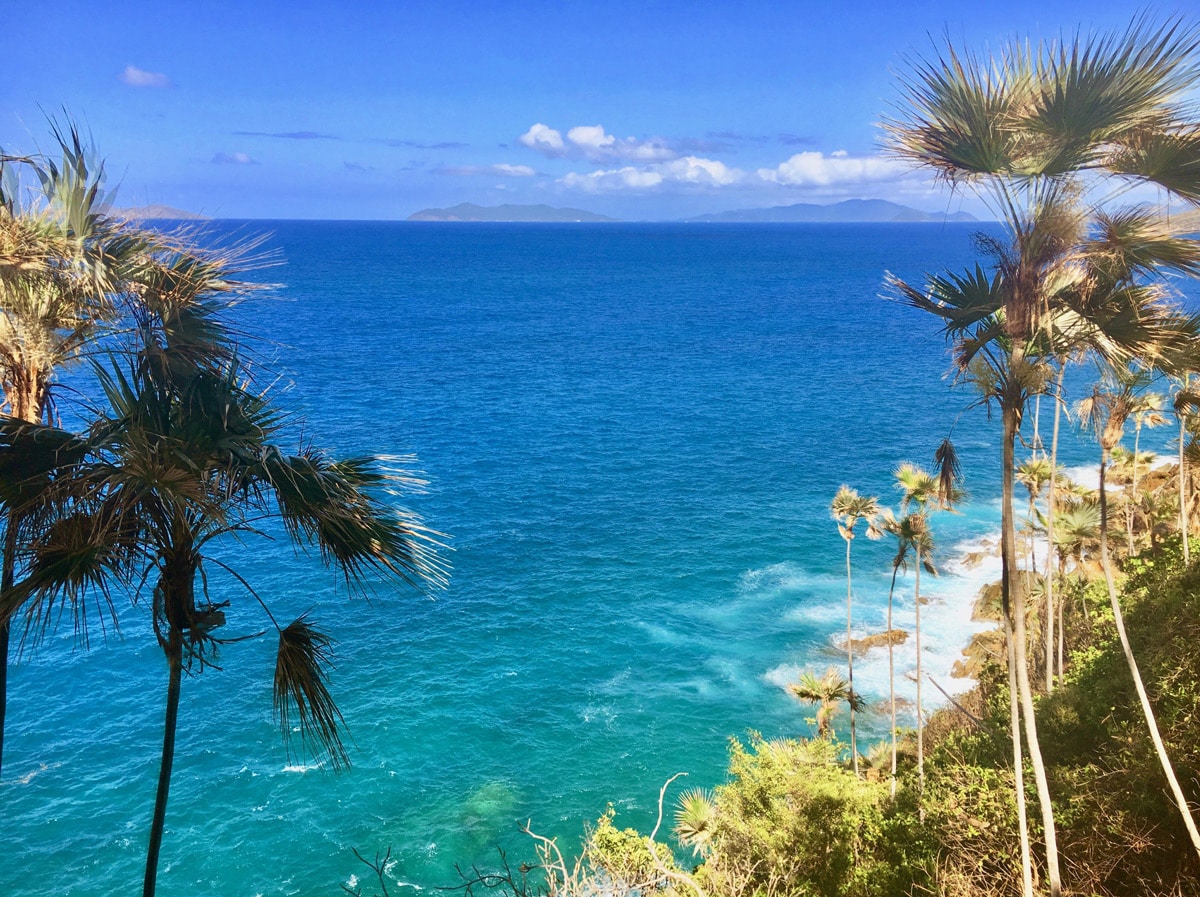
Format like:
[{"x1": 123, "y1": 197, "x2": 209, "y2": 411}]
[
  {"x1": 686, "y1": 198, "x2": 977, "y2": 223},
  {"x1": 407, "y1": 203, "x2": 618, "y2": 222}
]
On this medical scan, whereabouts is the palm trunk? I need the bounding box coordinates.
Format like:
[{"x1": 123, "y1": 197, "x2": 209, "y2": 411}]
[
  {"x1": 2, "y1": 388, "x2": 50, "y2": 782},
  {"x1": 1056, "y1": 576, "x2": 1066, "y2": 683},
  {"x1": 914, "y1": 543, "x2": 923, "y2": 798},
  {"x1": 1180, "y1": 411, "x2": 1190, "y2": 566},
  {"x1": 845, "y1": 538, "x2": 858, "y2": 777},
  {"x1": 1032, "y1": 393, "x2": 1043, "y2": 456},
  {"x1": 1003, "y1": 401, "x2": 1062, "y2": 897},
  {"x1": 887, "y1": 563, "x2": 900, "y2": 799},
  {"x1": 144, "y1": 630, "x2": 183, "y2": 897},
  {"x1": 1098, "y1": 450, "x2": 1200, "y2": 859},
  {"x1": 1129, "y1": 423, "x2": 1142, "y2": 556},
  {"x1": 0, "y1": 513, "x2": 14, "y2": 781},
  {"x1": 1006, "y1": 611, "x2": 1035, "y2": 897},
  {"x1": 1045, "y1": 366, "x2": 1064, "y2": 693}
]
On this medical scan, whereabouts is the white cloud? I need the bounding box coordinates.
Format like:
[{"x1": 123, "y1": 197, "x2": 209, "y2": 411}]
[
  {"x1": 519, "y1": 123, "x2": 565, "y2": 156},
  {"x1": 211, "y1": 151, "x2": 257, "y2": 165},
  {"x1": 436, "y1": 163, "x2": 537, "y2": 177},
  {"x1": 561, "y1": 156, "x2": 744, "y2": 193},
  {"x1": 566, "y1": 125, "x2": 615, "y2": 152},
  {"x1": 561, "y1": 167, "x2": 664, "y2": 192},
  {"x1": 659, "y1": 156, "x2": 741, "y2": 186},
  {"x1": 758, "y1": 151, "x2": 906, "y2": 187},
  {"x1": 521, "y1": 122, "x2": 677, "y2": 162},
  {"x1": 493, "y1": 163, "x2": 536, "y2": 177},
  {"x1": 118, "y1": 65, "x2": 172, "y2": 88}
]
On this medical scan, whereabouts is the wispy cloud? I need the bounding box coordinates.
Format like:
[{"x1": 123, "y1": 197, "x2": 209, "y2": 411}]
[
  {"x1": 435, "y1": 163, "x2": 537, "y2": 177},
  {"x1": 674, "y1": 136, "x2": 735, "y2": 154},
  {"x1": 344, "y1": 161, "x2": 373, "y2": 172},
  {"x1": 235, "y1": 130, "x2": 337, "y2": 140},
  {"x1": 758, "y1": 151, "x2": 906, "y2": 186},
  {"x1": 211, "y1": 151, "x2": 258, "y2": 165},
  {"x1": 778, "y1": 133, "x2": 817, "y2": 146},
  {"x1": 382, "y1": 138, "x2": 469, "y2": 150},
  {"x1": 118, "y1": 65, "x2": 172, "y2": 89},
  {"x1": 561, "y1": 156, "x2": 743, "y2": 193},
  {"x1": 708, "y1": 130, "x2": 771, "y2": 145}
]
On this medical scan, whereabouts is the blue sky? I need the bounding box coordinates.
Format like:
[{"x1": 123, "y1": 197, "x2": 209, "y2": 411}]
[{"x1": 2, "y1": 1, "x2": 1190, "y2": 220}]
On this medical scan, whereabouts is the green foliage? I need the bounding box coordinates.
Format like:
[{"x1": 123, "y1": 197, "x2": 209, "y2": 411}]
[
  {"x1": 1029, "y1": 540, "x2": 1200, "y2": 891},
  {"x1": 918, "y1": 535, "x2": 1200, "y2": 895},
  {"x1": 698, "y1": 735, "x2": 930, "y2": 897},
  {"x1": 587, "y1": 806, "x2": 677, "y2": 891}
]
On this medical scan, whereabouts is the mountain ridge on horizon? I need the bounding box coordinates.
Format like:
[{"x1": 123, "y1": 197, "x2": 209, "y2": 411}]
[
  {"x1": 407, "y1": 198, "x2": 978, "y2": 223},
  {"x1": 112, "y1": 203, "x2": 211, "y2": 221},
  {"x1": 684, "y1": 198, "x2": 977, "y2": 223},
  {"x1": 408, "y1": 202, "x2": 618, "y2": 222}
]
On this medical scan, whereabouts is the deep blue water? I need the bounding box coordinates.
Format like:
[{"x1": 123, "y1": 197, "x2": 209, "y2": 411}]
[{"x1": 2, "y1": 223, "x2": 1179, "y2": 895}]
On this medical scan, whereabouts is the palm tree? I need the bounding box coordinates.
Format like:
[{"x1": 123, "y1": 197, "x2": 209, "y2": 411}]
[
  {"x1": 1016, "y1": 456, "x2": 1053, "y2": 570},
  {"x1": 0, "y1": 124, "x2": 152, "y2": 779},
  {"x1": 7, "y1": 243, "x2": 447, "y2": 897},
  {"x1": 886, "y1": 21, "x2": 1200, "y2": 893},
  {"x1": 1173, "y1": 378, "x2": 1200, "y2": 564},
  {"x1": 881, "y1": 510, "x2": 933, "y2": 799},
  {"x1": 829, "y1": 486, "x2": 881, "y2": 777},
  {"x1": 1046, "y1": 500, "x2": 1102, "y2": 678},
  {"x1": 879, "y1": 510, "x2": 907, "y2": 800},
  {"x1": 1077, "y1": 376, "x2": 1200, "y2": 857},
  {"x1": 1041, "y1": 363, "x2": 1069, "y2": 695},
  {"x1": 1128, "y1": 391, "x2": 1168, "y2": 553},
  {"x1": 788, "y1": 667, "x2": 866, "y2": 741},
  {"x1": 893, "y1": 462, "x2": 948, "y2": 799}
]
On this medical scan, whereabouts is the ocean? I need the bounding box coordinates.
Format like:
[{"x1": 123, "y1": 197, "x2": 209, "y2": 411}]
[{"x1": 1, "y1": 222, "x2": 1171, "y2": 895}]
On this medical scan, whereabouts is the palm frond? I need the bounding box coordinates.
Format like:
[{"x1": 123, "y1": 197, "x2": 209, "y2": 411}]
[
  {"x1": 673, "y1": 788, "x2": 717, "y2": 855},
  {"x1": 274, "y1": 615, "x2": 349, "y2": 770},
  {"x1": 933, "y1": 437, "x2": 962, "y2": 508},
  {"x1": 1109, "y1": 126, "x2": 1200, "y2": 200},
  {"x1": 261, "y1": 449, "x2": 448, "y2": 589}
]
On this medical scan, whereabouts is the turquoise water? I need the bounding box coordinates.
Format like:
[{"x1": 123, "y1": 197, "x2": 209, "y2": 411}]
[{"x1": 1, "y1": 223, "x2": 1161, "y2": 895}]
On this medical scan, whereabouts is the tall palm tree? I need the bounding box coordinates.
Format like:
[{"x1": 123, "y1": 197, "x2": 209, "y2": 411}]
[
  {"x1": 0, "y1": 124, "x2": 152, "y2": 779},
  {"x1": 1046, "y1": 500, "x2": 1102, "y2": 678},
  {"x1": 1173, "y1": 378, "x2": 1200, "y2": 564},
  {"x1": 788, "y1": 666, "x2": 866, "y2": 741},
  {"x1": 7, "y1": 243, "x2": 447, "y2": 897},
  {"x1": 1041, "y1": 363, "x2": 1068, "y2": 694},
  {"x1": 829, "y1": 486, "x2": 881, "y2": 777},
  {"x1": 881, "y1": 509, "x2": 933, "y2": 799},
  {"x1": 1077, "y1": 376, "x2": 1200, "y2": 856},
  {"x1": 886, "y1": 21, "x2": 1200, "y2": 893},
  {"x1": 893, "y1": 462, "x2": 950, "y2": 799},
  {"x1": 880, "y1": 510, "x2": 908, "y2": 800},
  {"x1": 1128, "y1": 391, "x2": 1168, "y2": 553},
  {"x1": 1016, "y1": 456, "x2": 1053, "y2": 567}
]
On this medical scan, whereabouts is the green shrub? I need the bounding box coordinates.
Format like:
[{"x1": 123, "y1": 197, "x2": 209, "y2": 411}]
[{"x1": 698, "y1": 734, "x2": 929, "y2": 897}]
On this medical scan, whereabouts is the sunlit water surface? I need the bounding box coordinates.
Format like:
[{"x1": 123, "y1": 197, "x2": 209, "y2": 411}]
[{"x1": 5, "y1": 223, "x2": 1182, "y2": 895}]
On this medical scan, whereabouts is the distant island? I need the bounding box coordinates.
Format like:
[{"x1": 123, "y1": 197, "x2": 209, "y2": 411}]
[
  {"x1": 408, "y1": 203, "x2": 618, "y2": 222},
  {"x1": 408, "y1": 199, "x2": 977, "y2": 224},
  {"x1": 114, "y1": 204, "x2": 211, "y2": 221},
  {"x1": 685, "y1": 199, "x2": 977, "y2": 223}
]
